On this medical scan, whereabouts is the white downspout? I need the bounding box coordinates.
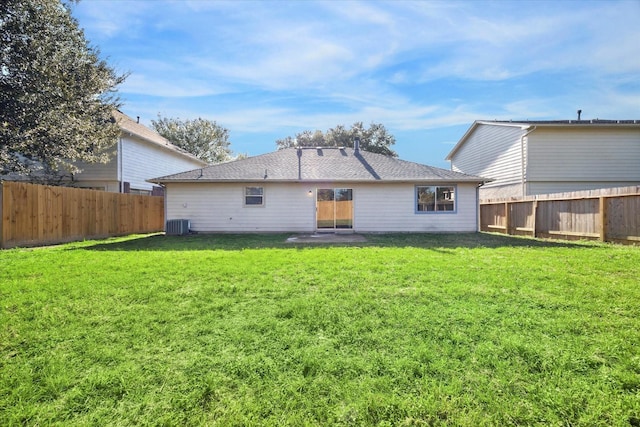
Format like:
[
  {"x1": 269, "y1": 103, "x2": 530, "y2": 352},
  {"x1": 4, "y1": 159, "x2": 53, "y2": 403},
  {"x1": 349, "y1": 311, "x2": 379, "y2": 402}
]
[
  {"x1": 476, "y1": 184, "x2": 480, "y2": 232},
  {"x1": 520, "y1": 126, "x2": 537, "y2": 197},
  {"x1": 118, "y1": 137, "x2": 124, "y2": 193}
]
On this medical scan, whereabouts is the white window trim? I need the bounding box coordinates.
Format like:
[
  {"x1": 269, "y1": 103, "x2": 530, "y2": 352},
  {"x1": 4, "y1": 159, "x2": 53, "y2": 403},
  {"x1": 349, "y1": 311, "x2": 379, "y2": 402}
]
[{"x1": 244, "y1": 186, "x2": 265, "y2": 207}]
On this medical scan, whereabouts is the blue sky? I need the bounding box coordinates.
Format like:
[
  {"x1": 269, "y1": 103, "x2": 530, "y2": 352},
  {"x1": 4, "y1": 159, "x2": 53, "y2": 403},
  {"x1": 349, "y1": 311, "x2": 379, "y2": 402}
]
[{"x1": 72, "y1": 0, "x2": 640, "y2": 169}]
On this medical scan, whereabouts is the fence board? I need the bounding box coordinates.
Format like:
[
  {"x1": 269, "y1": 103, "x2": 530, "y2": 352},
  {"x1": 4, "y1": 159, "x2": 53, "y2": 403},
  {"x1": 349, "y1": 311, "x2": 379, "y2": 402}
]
[
  {"x1": 509, "y1": 201, "x2": 534, "y2": 236},
  {"x1": 0, "y1": 181, "x2": 164, "y2": 249},
  {"x1": 480, "y1": 203, "x2": 506, "y2": 232},
  {"x1": 480, "y1": 187, "x2": 640, "y2": 244},
  {"x1": 608, "y1": 194, "x2": 640, "y2": 240}
]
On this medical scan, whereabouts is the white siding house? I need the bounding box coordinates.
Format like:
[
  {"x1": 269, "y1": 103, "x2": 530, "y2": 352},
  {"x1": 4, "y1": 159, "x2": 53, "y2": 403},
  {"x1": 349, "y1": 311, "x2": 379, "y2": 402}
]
[
  {"x1": 446, "y1": 120, "x2": 640, "y2": 199},
  {"x1": 73, "y1": 111, "x2": 207, "y2": 194},
  {"x1": 151, "y1": 147, "x2": 487, "y2": 233}
]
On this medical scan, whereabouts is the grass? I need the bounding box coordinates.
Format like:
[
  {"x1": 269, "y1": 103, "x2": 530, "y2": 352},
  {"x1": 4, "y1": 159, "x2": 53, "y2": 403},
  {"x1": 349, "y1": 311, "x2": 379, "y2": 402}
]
[{"x1": 1, "y1": 232, "x2": 639, "y2": 426}]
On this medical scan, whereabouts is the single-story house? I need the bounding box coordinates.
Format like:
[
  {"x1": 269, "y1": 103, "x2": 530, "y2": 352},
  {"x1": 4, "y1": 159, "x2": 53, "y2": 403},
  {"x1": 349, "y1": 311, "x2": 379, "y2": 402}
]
[
  {"x1": 446, "y1": 119, "x2": 640, "y2": 199},
  {"x1": 149, "y1": 144, "x2": 488, "y2": 233},
  {"x1": 72, "y1": 111, "x2": 207, "y2": 194}
]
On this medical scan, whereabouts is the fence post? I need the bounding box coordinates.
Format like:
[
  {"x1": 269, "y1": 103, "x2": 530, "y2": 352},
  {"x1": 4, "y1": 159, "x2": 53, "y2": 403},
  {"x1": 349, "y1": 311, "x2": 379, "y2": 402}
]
[
  {"x1": 532, "y1": 200, "x2": 538, "y2": 238},
  {"x1": 599, "y1": 196, "x2": 607, "y2": 242},
  {"x1": 504, "y1": 202, "x2": 510, "y2": 235}
]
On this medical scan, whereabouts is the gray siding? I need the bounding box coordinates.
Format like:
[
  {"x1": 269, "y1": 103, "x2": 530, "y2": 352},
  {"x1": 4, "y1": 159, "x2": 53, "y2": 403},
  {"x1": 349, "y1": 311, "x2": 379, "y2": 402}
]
[
  {"x1": 165, "y1": 181, "x2": 479, "y2": 233},
  {"x1": 528, "y1": 181, "x2": 640, "y2": 195},
  {"x1": 479, "y1": 183, "x2": 523, "y2": 201},
  {"x1": 354, "y1": 182, "x2": 478, "y2": 232},
  {"x1": 74, "y1": 136, "x2": 204, "y2": 193},
  {"x1": 450, "y1": 124, "x2": 524, "y2": 189},
  {"x1": 73, "y1": 153, "x2": 118, "y2": 183},
  {"x1": 454, "y1": 123, "x2": 640, "y2": 198},
  {"x1": 166, "y1": 182, "x2": 316, "y2": 233},
  {"x1": 121, "y1": 136, "x2": 204, "y2": 192},
  {"x1": 527, "y1": 127, "x2": 640, "y2": 182}
]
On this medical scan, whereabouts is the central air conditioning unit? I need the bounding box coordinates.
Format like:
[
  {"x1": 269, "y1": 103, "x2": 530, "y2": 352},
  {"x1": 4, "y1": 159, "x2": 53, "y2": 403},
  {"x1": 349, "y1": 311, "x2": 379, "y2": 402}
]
[{"x1": 166, "y1": 219, "x2": 190, "y2": 235}]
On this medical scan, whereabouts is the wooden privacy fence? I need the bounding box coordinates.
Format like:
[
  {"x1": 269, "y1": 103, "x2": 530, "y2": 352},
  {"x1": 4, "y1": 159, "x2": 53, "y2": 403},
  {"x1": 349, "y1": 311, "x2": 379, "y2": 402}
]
[
  {"x1": 480, "y1": 186, "x2": 640, "y2": 244},
  {"x1": 1, "y1": 181, "x2": 164, "y2": 249}
]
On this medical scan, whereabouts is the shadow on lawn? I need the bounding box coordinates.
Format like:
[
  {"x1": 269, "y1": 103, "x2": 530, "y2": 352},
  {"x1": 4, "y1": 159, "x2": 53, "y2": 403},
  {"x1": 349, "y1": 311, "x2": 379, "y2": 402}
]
[{"x1": 82, "y1": 232, "x2": 595, "y2": 252}]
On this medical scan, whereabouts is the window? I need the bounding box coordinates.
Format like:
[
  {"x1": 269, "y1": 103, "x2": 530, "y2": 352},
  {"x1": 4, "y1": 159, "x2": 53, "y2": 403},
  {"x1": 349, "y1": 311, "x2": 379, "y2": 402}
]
[
  {"x1": 316, "y1": 188, "x2": 353, "y2": 229},
  {"x1": 416, "y1": 186, "x2": 455, "y2": 213},
  {"x1": 244, "y1": 186, "x2": 264, "y2": 206},
  {"x1": 130, "y1": 188, "x2": 151, "y2": 195}
]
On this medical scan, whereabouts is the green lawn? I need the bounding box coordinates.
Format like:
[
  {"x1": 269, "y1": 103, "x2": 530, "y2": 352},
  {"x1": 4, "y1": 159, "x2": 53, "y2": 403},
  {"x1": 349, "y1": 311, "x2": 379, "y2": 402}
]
[{"x1": 1, "y1": 233, "x2": 639, "y2": 426}]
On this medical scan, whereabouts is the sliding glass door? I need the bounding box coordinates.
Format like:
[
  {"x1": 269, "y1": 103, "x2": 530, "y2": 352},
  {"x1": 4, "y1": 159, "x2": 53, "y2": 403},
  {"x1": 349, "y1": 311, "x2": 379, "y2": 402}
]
[{"x1": 316, "y1": 188, "x2": 353, "y2": 230}]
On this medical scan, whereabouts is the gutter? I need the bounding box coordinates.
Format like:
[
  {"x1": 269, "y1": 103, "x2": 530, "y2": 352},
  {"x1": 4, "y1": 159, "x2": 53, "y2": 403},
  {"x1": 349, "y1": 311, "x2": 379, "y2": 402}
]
[
  {"x1": 520, "y1": 125, "x2": 537, "y2": 197},
  {"x1": 148, "y1": 177, "x2": 490, "y2": 185}
]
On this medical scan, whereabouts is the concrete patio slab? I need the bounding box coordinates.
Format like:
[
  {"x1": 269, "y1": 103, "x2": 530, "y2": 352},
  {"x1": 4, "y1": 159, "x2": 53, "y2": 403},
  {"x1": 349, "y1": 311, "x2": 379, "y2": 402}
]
[{"x1": 285, "y1": 233, "x2": 368, "y2": 244}]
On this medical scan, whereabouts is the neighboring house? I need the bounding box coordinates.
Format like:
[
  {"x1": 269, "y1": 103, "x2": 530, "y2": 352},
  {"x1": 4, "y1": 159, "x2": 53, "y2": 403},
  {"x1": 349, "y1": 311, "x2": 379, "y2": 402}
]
[
  {"x1": 72, "y1": 111, "x2": 207, "y2": 194},
  {"x1": 446, "y1": 119, "x2": 640, "y2": 200},
  {"x1": 149, "y1": 145, "x2": 487, "y2": 233}
]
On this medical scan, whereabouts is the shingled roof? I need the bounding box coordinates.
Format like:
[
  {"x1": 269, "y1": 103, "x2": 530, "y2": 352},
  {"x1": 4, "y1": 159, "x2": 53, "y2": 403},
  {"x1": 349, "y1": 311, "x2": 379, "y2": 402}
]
[
  {"x1": 482, "y1": 119, "x2": 640, "y2": 126},
  {"x1": 149, "y1": 147, "x2": 487, "y2": 184}
]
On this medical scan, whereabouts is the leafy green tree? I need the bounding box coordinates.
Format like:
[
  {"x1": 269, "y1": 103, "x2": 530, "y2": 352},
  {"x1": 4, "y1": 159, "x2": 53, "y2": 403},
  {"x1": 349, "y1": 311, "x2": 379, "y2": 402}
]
[
  {"x1": 275, "y1": 122, "x2": 397, "y2": 156},
  {"x1": 151, "y1": 115, "x2": 234, "y2": 164},
  {"x1": 360, "y1": 122, "x2": 397, "y2": 157},
  {"x1": 324, "y1": 124, "x2": 351, "y2": 148},
  {"x1": 0, "y1": 0, "x2": 127, "y2": 183}
]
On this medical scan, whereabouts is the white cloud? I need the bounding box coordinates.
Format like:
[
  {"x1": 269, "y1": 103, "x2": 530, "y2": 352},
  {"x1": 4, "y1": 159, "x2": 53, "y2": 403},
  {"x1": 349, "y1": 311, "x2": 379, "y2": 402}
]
[
  {"x1": 77, "y1": 0, "x2": 640, "y2": 88},
  {"x1": 72, "y1": 1, "x2": 154, "y2": 39},
  {"x1": 121, "y1": 74, "x2": 225, "y2": 98},
  {"x1": 74, "y1": 0, "x2": 639, "y2": 150}
]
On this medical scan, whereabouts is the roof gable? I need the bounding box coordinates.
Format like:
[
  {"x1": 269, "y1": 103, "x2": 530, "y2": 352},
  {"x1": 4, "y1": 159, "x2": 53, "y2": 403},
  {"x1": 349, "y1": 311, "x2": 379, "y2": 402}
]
[
  {"x1": 446, "y1": 119, "x2": 640, "y2": 160},
  {"x1": 114, "y1": 111, "x2": 207, "y2": 166},
  {"x1": 150, "y1": 147, "x2": 487, "y2": 184}
]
